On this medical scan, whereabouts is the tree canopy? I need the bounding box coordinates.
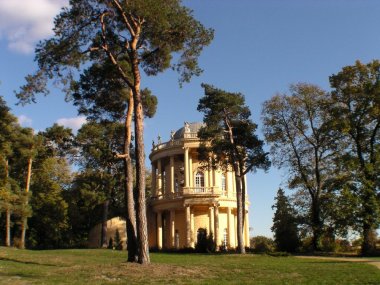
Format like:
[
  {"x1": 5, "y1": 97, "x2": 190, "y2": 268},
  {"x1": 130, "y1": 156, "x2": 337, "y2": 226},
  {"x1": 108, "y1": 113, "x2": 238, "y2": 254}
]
[{"x1": 197, "y1": 84, "x2": 270, "y2": 253}]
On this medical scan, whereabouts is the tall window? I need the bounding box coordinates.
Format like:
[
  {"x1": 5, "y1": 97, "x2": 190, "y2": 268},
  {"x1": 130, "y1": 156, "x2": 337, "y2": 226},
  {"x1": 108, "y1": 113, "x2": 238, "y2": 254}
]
[
  {"x1": 175, "y1": 176, "x2": 179, "y2": 193},
  {"x1": 162, "y1": 170, "x2": 166, "y2": 194},
  {"x1": 221, "y1": 173, "x2": 226, "y2": 196},
  {"x1": 175, "y1": 230, "x2": 180, "y2": 249},
  {"x1": 195, "y1": 172, "x2": 204, "y2": 193}
]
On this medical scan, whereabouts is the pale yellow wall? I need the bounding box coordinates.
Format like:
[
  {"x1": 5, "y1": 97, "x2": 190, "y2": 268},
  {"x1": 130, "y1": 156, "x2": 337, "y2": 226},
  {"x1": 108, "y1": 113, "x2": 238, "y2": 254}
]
[
  {"x1": 147, "y1": 208, "x2": 157, "y2": 247},
  {"x1": 218, "y1": 211, "x2": 228, "y2": 246},
  {"x1": 175, "y1": 210, "x2": 186, "y2": 248},
  {"x1": 193, "y1": 208, "x2": 210, "y2": 234},
  {"x1": 88, "y1": 217, "x2": 127, "y2": 249}
]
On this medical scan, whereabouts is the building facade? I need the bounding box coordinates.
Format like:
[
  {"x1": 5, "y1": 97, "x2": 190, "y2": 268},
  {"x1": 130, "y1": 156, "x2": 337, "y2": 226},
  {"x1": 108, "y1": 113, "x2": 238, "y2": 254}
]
[{"x1": 147, "y1": 122, "x2": 250, "y2": 250}]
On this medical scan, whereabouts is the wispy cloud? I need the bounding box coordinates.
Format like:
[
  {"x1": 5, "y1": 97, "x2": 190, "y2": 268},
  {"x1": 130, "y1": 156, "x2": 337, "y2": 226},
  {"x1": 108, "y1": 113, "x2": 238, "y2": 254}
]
[
  {"x1": 0, "y1": 0, "x2": 68, "y2": 54},
  {"x1": 17, "y1": 114, "x2": 32, "y2": 127},
  {"x1": 56, "y1": 116, "x2": 86, "y2": 132}
]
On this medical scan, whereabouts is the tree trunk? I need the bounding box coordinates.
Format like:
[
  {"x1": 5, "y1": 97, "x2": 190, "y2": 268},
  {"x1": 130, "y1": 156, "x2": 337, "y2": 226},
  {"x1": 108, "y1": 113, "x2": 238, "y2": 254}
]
[
  {"x1": 124, "y1": 90, "x2": 138, "y2": 262},
  {"x1": 101, "y1": 199, "x2": 110, "y2": 248},
  {"x1": 311, "y1": 197, "x2": 322, "y2": 251},
  {"x1": 362, "y1": 224, "x2": 376, "y2": 256},
  {"x1": 234, "y1": 170, "x2": 245, "y2": 254},
  {"x1": 4, "y1": 158, "x2": 11, "y2": 247},
  {"x1": 241, "y1": 174, "x2": 246, "y2": 231},
  {"x1": 361, "y1": 188, "x2": 377, "y2": 256},
  {"x1": 5, "y1": 208, "x2": 11, "y2": 247},
  {"x1": 20, "y1": 157, "x2": 32, "y2": 249},
  {"x1": 133, "y1": 87, "x2": 150, "y2": 264},
  {"x1": 130, "y1": 30, "x2": 150, "y2": 263}
]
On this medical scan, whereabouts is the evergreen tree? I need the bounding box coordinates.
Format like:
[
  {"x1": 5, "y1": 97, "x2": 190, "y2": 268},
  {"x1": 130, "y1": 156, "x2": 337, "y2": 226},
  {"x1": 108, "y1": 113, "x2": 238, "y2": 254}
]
[
  {"x1": 17, "y1": 0, "x2": 213, "y2": 264},
  {"x1": 271, "y1": 188, "x2": 300, "y2": 252},
  {"x1": 197, "y1": 84, "x2": 270, "y2": 253}
]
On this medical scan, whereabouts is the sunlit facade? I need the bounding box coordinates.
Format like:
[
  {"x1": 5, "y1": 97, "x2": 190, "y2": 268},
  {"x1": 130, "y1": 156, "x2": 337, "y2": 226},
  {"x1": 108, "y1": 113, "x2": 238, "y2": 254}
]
[{"x1": 147, "y1": 122, "x2": 250, "y2": 250}]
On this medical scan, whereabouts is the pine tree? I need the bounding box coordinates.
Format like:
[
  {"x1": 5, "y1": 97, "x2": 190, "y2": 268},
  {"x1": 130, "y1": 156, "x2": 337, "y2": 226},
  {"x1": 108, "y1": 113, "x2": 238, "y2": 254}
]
[{"x1": 271, "y1": 188, "x2": 300, "y2": 253}]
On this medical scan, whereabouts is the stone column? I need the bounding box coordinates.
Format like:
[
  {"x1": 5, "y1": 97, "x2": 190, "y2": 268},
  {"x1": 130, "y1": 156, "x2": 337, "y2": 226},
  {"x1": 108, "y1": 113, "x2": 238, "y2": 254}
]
[
  {"x1": 170, "y1": 209, "x2": 176, "y2": 248},
  {"x1": 184, "y1": 148, "x2": 189, "y2": 188},
  {"x1": 157, "y1": 211, "x2": 163, "y2": 249},
  {"x1": 245, "y1": 211, "x2": 250, "y2": 247},
  {"x1": 151, "y1": 163, "x2": 156, "y2": 195},
  {"x1": 208, "y1": 167, "x2": 213, "y2": 189},
  {"x1": 189, "y1": 154, "x2": 193, "y2": 188},
  {"x1": 170, "y1": 156, "x2": 175, "y2": 194},
  {"x1": 227, "y1": 207, "x2": 234, "y2": 248},
  {"x1": 232, "y1": 170, "x2": 236, "y2": 195},
  {"x1": 234, "y1": 213, "x2": 238, "y2": 246},
  {"x1": 157, "y1": 159, "x2": 162, "y2": 196},
  {"x1": 214, "y1": 205, "x2": 220, "y2": 249},
  {"x1": 190, "y1": 208, "x2": 195, "y2": 247},
  {"x1": 209, "y1": 207, "x2": 214, "y2": 236},
  {"x1": 185, "y1": 205, "x2": 191, "y2": 247}
]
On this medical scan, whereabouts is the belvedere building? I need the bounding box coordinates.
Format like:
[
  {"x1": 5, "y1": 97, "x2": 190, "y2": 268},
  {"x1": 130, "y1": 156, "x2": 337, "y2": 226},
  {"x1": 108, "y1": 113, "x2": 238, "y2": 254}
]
[{"x1": 148, "y1": 122, "x2": 250, "y2": 250}]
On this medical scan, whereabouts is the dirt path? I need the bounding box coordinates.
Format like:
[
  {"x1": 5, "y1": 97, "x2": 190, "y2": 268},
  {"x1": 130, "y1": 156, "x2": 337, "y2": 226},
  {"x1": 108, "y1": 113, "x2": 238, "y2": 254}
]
[{"x1": 296, "y1": 256, "x2": 380, "y2": 269}]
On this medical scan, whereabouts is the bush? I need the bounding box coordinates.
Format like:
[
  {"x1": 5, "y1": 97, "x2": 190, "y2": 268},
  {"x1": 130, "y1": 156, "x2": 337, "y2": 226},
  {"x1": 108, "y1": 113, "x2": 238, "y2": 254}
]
[
  {"x1": 195, "y1": 228, "x2": 216, "y2": 253},
  {"x1": 114, "y1": 230, "x2": 123, "y2": 250},
  {"x1": 250, "y1": 236, "x2": 275, "y2": 253}
]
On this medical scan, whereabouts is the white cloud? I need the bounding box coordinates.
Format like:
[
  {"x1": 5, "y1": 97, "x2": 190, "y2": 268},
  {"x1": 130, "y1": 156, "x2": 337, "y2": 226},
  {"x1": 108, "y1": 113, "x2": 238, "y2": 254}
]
[
  {"x1": 0, "y1": 0, "x2": 68, "y2": 54},
  {"x1": 18, "y1": 114, "x2": 32, "y2": 126},
  {"x1": 56, "y1": 116, "x2": 86, "y2": 132}
]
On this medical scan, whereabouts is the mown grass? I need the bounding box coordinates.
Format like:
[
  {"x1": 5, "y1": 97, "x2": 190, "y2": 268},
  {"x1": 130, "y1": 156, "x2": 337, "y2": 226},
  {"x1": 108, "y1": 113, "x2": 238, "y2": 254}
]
[{"x1": 0, "y1": 247, "x2": 379, "y2": 284}]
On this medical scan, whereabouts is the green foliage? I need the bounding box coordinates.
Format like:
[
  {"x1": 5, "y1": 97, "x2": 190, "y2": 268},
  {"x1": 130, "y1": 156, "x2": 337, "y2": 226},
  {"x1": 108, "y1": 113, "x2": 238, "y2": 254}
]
[
  {"x1": 16, "y1": 0, "x2": 214, "y2": 103},
  {"x1": 195, "y1": 228, "x2": 216, "y2": 253},
  {"x1": 262, "y1": 83, "x2": 337, "y2": 251},
  {"x1": 27, "y1": 157, "x2": 70, "y2": 249},
  {"x1": 271, "y1": 188, "x2": 300, "y2": 252},
  {"x1": 114, "y1": 229, "x2": 123, "y2": 250},
  {"x1": 197, "y1": 84, "x2": 269, "y2": 174},
  {"x1": 197, "y1": 84, "x2": 269, "y2": 253},
  {"x1": 328, "y1": 60, "x2": 380, "y2": 255},
  {"x1": 250, "y1": 236, "x2": 275, "y2": 253},
  {"x1": 72, "y1": 60, "x2": 157, "y2": 122}
]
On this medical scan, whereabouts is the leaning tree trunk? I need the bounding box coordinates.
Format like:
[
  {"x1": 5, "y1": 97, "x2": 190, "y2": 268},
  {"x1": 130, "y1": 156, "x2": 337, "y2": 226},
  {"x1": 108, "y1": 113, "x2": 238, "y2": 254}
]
[
  {"x1": 20, "y1": 157, "x2": 32, "y2": 249},
  {"x1": 101, "y1": 199, "x2": 110, "y2": 248},
  {"x1": 124, "y1": 91, "x2": 138, "y2": 262}
]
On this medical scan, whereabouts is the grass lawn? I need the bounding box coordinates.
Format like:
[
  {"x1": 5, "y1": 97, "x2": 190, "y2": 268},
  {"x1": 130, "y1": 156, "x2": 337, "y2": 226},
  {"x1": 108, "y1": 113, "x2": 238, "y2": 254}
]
[{"x1": 0, "y1": 247, "x2": 379, "y2": 284}]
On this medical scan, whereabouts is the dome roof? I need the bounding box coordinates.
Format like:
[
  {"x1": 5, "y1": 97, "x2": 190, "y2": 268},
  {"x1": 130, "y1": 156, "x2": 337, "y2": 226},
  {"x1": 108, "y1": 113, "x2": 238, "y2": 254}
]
[{"x1": 173, "y1": 122, "x2": 204, "y2": 139}]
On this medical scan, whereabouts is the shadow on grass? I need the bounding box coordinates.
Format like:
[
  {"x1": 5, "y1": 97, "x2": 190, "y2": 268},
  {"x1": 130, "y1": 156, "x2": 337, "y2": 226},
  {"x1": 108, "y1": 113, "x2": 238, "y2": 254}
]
[{"x1": 0, "y1": 256, "x2": 61, "y2": 267}]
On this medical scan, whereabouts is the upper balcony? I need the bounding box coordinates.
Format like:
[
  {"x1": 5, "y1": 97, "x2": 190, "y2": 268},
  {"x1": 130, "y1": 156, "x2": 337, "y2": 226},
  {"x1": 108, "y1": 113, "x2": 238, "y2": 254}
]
[{"x1": 151, "y1": 186, "x2": 241, "y2": 202}]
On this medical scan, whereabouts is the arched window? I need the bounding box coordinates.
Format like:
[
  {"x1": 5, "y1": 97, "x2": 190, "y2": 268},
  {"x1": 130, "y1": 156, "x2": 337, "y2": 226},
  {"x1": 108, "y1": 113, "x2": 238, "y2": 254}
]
[
  {"x1": 221, "y1": 173, "x2": 226, "y2": 196},
  {"x1": 194, "y1": 171, "x2": 204, "y2": 193}
]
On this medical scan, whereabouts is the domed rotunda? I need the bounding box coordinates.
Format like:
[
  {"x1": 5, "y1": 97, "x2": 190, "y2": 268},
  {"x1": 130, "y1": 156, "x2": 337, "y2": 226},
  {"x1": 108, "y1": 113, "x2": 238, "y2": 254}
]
[{"x1": 147, "y1": 122, "x2": 250, "y2": 250}]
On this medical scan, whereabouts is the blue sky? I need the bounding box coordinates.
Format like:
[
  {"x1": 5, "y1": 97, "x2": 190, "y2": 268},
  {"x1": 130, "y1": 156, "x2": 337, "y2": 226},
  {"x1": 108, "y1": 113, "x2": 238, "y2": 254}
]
[{"x1": 1, "y1": 0, "x2": 380, "y2": 237}]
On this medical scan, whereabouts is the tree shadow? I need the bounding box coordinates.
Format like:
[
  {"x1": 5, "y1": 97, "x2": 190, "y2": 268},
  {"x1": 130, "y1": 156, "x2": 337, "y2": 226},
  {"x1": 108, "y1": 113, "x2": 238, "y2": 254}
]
[{"x1": 0, "y1": 256, "x2": 61, "y2": 267}]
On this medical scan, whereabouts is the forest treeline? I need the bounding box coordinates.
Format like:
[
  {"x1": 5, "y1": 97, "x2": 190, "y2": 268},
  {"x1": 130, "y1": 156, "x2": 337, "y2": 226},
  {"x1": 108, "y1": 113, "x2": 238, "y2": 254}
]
[{"x1": 0, "y1": 101, "x2": 138, "y2": 249}]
